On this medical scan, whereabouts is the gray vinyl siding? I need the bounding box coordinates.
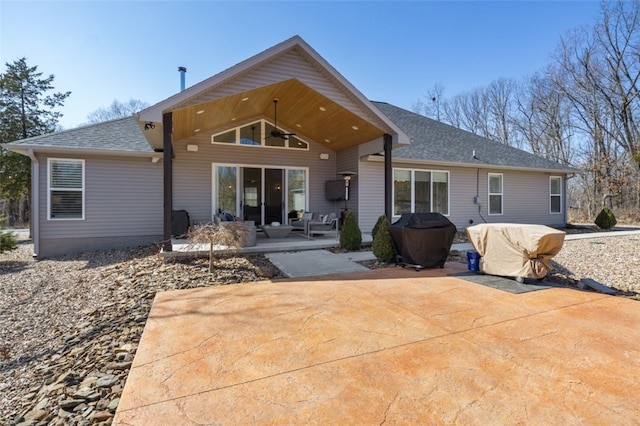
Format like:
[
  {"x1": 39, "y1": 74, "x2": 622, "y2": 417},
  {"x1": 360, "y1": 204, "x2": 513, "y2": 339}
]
[
  {"x1": 37, "y1": 153, "x2": 163, "y2": 256},
  {"x1": 172, "y1": 134, "x2": 339, "y2": 223},
  {"x1": 448, "y1": 168, "x2": 568, "y2": 228},
  {"x1": 336, "y1": 146, "x2": 360, "y2": 223},
  {"x1": 358, "y1": 160, "x2": 385, "y2": 233},
  {"x1": 359, "y1": 157, "x2": 568, "y2": 232}
]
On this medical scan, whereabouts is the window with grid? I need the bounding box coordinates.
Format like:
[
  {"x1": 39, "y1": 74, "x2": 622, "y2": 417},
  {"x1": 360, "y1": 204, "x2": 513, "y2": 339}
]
[
  {"x1": 488, "y1": 173, "x2": 503, "y2": 215},
  {"x1": 48, "y1": 158, "x2": 84, "y2": 219},
  {"x1": 550, "y1": 176, "x2": 562, "y2": 214}
]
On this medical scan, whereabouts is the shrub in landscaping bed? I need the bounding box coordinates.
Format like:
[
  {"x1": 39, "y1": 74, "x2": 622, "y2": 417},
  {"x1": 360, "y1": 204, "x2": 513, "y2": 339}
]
[
  {"x1": 594, "y1": 207, "x2": 617, "y2": 229},
  {"x1": 340, "y1": 211, "x2": 362, "y2": 251}
]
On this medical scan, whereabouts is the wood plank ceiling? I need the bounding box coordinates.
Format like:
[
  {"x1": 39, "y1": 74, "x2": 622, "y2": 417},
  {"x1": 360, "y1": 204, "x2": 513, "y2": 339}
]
[{"x1": 172, "y1": 79, "x2": 384, "y2": 152}]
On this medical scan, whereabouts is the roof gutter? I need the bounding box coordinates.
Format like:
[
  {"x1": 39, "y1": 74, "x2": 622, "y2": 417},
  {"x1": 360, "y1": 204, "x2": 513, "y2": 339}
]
[
  {"x1": 26, "y1": 149, "x2": 39, "y2": 258},
  {"x1": 5, "y1": 145, "x2": 163, "y2": 162},
  {"x1": 365, "y1": 154, "x2": 577, "y2": 174}
]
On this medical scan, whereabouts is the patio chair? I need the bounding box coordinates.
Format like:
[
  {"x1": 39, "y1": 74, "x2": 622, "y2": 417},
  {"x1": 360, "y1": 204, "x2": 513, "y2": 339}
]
[
  {"x1": 306, "y1": 212, "x2": 339, "y2": 239},
  {"x1": 290, "y1": 211, "x2": 319, "y2": 231}
]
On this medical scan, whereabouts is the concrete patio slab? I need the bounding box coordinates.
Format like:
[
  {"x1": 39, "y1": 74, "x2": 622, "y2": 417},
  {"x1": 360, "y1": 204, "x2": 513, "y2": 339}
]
[
  {"x1": 114, "y1": 264, "x2": 640, "y2": 425},
  {"x1": 266, "y1": 250, "x2": 370, "y2": 277}
]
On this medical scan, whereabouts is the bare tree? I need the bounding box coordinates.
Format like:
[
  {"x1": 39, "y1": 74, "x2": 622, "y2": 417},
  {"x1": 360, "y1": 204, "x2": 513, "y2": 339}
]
[
  {"x1": 514, "y1": 71, "x2": 574, "y2": 164},
  {"x1": 434, "y1": 80, "x2": 518, "y2": 147},
  {"x1": 443, "y1": 88, "x2": 490, "y2": 136},
  {"x1": 410, "y1": 1, "x2": 640, "y2": 220},
  {"x1": 553, "y1": 1, "x2": 640, "y2": 214},
  {"x1": 413, "y1": 83, "x2": 446, "y2": 121},
  {"x1": 86, "y1": 98, "x2": 149, "y2": 123},
  {"x1": 187, "y1": 222, "x2": 250, "y2": 273},
  {"x1": 441, "y1": 94, "x2": 464, "y2": 128},
  {"x1": 485, "y1": 78, "x2": 519, "y2": 147},
  {"x1": 595, "y1": 1, "x2": 640, "y2": 165}
]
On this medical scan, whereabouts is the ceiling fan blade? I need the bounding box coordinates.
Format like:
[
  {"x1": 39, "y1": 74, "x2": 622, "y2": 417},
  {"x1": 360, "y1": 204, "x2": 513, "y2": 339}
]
[
  {"x1": 268, "y1": 98, "x2": 296, "y2": 140},
  {"x1": 270, "y1": 129, "x2": 294, "y2": 140}
]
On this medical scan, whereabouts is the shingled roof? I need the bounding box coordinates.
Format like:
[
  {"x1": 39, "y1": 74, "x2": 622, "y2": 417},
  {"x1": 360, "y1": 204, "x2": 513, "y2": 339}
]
[
  {"x1": 4, "y1": 103, "x2": 575, "y2": 174},
  {"x1": 3, "y1": 116, "x2": 154, "y2": 154},
  {"x1": 372, "y1": 102, "x2": 573, "y2": 172}
]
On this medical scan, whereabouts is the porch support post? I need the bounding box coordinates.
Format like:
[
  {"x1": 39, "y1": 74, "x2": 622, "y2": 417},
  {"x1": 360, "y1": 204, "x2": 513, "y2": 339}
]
[
  {"x1": 163, "y1": 112, "x2": 173, "y2": 252},
  {"x1": 383, "y1": 133, "x2": 393, "y2": 221}
]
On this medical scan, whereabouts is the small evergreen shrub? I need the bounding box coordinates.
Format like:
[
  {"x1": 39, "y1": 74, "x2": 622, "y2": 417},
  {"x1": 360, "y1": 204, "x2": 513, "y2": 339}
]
[
  {"x1": 594, "y1": 207, "x2": 617, "y2": 229},
  {"x1": 340, "y1": 211, "x2": 362, "y2": 251},
  {"x1": 371, "y1": 214, "x2": 385, "y2": 240},
  {"x1": 0, "y1": 216, "x2": 17, "y2": 255},
  {"x1": 372, "y1": 215, "x2": 396, "y2": 263}
]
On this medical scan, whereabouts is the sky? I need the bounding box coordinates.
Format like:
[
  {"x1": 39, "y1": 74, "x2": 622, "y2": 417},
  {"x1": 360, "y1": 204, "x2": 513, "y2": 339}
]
[{"x1": 1, "y1": 0, "x2": 603, "y2": 130}]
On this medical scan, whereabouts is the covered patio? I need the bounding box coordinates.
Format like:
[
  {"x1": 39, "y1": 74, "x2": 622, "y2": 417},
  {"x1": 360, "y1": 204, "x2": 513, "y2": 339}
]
[{"x1": 135, "y1": 37, "x2": 409, "y2": 254}]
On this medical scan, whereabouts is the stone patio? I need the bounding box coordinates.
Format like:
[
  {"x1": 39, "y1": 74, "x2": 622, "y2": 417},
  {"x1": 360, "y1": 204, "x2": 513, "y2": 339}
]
[{"x1": 114, "y1": 263, "x2": 640, "y2": 424}]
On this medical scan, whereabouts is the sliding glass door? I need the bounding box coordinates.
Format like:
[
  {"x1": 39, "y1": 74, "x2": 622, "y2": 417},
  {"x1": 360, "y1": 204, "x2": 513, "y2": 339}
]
[
  {"x1": 242, "y1": 168, "x2": 261, "y2": 224},
  {"x1": 213, "y1": 165, "x2": 307, "y2": 226}
]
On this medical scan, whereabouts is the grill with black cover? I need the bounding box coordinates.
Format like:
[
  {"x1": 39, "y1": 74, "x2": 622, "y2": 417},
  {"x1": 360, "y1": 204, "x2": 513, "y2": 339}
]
[{"x1": 390, "y1": 213, "x2": 457, "y2": 268}]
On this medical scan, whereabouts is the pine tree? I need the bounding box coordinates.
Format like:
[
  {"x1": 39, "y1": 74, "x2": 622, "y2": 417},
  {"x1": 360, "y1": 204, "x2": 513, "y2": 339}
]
[
  {"x1": 0, "y1": 57, "x2": 70, "y2": 224},
  {"x1": 0, "y1": 215, "x2": 17, "y2": 254}
]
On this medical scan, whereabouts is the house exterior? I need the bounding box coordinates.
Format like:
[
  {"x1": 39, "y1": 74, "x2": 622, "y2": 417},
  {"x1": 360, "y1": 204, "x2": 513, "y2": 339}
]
[
  {"x1": 3, "y1": 36, "x2": 573, "y2": 258},
  {"x1": 366, "y1": 102, "x2": 573, "y2": 229}
]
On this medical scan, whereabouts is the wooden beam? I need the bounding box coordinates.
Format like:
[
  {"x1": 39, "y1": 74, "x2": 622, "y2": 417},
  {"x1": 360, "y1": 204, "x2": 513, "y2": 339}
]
[
  {"x1": 163, "y1": 112, "x2": 173, "y2": 252},
  {"x1": 384, "y1": 133, "x2": 392, "y2": 221}
]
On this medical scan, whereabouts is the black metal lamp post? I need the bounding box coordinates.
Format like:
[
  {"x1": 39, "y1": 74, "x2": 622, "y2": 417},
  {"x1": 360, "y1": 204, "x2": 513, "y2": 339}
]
[
  {"x1": 338, "y1": 171, "x2": 356, "y2": 210},
  {"x1": 338, "y1": 171, "x2": 356, "y2": 227}
]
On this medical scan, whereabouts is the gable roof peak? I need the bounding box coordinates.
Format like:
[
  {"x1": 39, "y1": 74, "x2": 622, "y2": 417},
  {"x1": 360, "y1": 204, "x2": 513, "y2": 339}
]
[{"x1": 137, "y1": 35, "x2": 318, "y2": 122}]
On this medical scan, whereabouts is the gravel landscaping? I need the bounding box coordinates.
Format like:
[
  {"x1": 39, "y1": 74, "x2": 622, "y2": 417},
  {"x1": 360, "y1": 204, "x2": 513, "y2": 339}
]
[{"x1": 1, "y1": 229, "x2": 639, "y2": 424}]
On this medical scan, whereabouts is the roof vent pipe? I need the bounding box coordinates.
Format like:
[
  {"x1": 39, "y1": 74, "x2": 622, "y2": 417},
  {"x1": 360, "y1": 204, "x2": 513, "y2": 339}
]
[{"x1": 178, "y1": 66, "x2": 187, "y2": 92}]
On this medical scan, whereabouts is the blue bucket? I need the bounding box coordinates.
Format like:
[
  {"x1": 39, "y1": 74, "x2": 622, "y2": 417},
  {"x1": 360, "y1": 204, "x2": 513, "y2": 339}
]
[{"x1": 466, "y1": 251, "x2": 481, "y2": 272}]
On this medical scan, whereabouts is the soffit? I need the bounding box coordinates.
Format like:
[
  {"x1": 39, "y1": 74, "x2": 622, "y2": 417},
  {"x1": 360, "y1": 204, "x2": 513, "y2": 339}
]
[{"x1": 172, "y1": 79, "x2": 384, "y2": 152}]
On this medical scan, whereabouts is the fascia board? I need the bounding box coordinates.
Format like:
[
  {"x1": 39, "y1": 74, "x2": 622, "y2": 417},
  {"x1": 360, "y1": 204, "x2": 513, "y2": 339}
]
[
  {"x1": 137, "y1": 36, "x2": 304, "y2": 123},
  {"x1": 137, "y1": 36, "x2": 411, "y2": 145},
  {"x1": 4, "y1": 145, "x2": 162, "y2": 160},
  {"x1": 366, "y1": 154, "x2": 577, "y2": 174},
  {"x1": 294, "y1": 38, "x2": 411, "y2": 145}
]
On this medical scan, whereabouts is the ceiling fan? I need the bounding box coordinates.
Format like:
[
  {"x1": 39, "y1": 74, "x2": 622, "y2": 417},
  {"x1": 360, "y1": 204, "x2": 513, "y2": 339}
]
[{"x1": 267, "y1": 98, "x2": 296, "y2": 140}]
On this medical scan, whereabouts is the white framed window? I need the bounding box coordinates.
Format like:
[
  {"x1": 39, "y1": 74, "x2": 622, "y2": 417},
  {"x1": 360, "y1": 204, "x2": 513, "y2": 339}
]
[
  {"x1": 550, "y1": 176, "x2": 562, "y2": 214},
  {"x1": 212, "y1": 120, "x2": 309, "y2": 150},
  {"x1": 48, "y1": 158, "x2": 84, "y2": 220},
  {"x1": 488, "y1": 173, "x2": 503, "y2": 215},
  {"x1": 393, "y1": 168, "x2": 449, "y2": 216}
]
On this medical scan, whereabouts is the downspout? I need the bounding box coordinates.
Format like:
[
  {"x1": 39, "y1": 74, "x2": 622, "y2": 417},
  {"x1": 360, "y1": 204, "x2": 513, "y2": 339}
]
[
  {"x1": 26, "y1": 149, "x2": 39, "y2": 257},
  {"x1": 383, "y1": 134, "x2": 393, "y2": 221},
  {"x1": 564, "y1": 174, "x2": 572, "y2": 226}
]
